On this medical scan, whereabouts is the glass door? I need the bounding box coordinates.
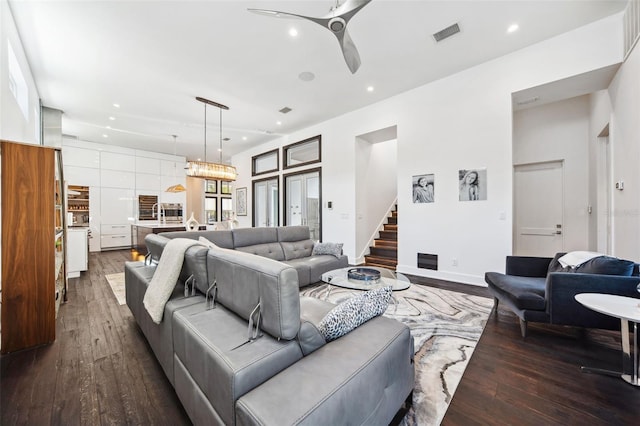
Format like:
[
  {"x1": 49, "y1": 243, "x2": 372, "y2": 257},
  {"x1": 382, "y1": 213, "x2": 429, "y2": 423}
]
[
  {"x1": 253, "y1": 177, "x2": 279, "y2": 227},
  {"x1": 285, "y1": 168, "x2": 321, "y2": 240}
]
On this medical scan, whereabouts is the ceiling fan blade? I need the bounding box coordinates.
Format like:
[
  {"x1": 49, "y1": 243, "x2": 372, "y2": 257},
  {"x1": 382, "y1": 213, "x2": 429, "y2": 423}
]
[
  {"x1": 336, "y1": 28, "x2": 361, "y2": 74},
  {"x1": 326, "y1": 0, "x2": 373, "y2": 23},
  {"x1": 247, "y1": 8, "x2": 329, "y2": 27}
]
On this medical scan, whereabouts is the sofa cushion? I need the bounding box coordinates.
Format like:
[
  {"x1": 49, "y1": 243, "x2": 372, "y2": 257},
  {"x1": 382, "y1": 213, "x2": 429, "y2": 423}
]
[
  {"x1": 576, "y1": 256, "x2": 636, "y2": 276},
  {"x1": 280, "y1": 259, "x2": 311, "y2": 287},
  {"x1": 297, "y1": 296, "x2": 333, "y2": 355},
  {"x1": 318, "y1": 286, "x2": 392, "y2": 341},
  {"x1": 485, "y1": 272, "x2": 546, "y2": 311},
  {"x1": 233, "y1": 227, "x2": 278, "y2": 248},
  {"x1": 312, "y1": 241, "x2": 343, "y2": 258},
  {"x1": 547, "y1": 252, "x2": 569, "y2": 273},
  {"x1": 281, "y1": 239, "x2": 314, "y2": 260},
  {"x1": 235, "y1": 243, "x2": 285, "y2": 261},
  {"x1": 160, "y1": 230, "x2": 235, "y2": 249},
  {"x1": 277, "y1": 225, "x2": 310, "y2": 242},
  {"x1": 173, "y1": 305, "x2": 303, "y2": 426}
]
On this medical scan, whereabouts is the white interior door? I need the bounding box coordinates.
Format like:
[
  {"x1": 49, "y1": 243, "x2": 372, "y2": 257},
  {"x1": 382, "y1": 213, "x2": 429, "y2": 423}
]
[
  {"x1": 514, "y1": 161, "x2": 564, "y2": 256},
  {"x1": 253, "y1": 178, "x2": 278, "y2": 227},
  {"x1": 286, "y1": 170, "x2": 320, "y2": 240}
]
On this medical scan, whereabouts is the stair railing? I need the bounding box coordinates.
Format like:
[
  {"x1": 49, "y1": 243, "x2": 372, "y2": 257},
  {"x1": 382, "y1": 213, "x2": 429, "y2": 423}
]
[{"x1": 356, "y1": 197, "x2": 398, "y2": 264}]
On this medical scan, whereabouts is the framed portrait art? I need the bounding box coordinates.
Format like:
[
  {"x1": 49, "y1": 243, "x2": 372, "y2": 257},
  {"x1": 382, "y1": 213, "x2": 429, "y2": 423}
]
[
  {"x1": 236, "y1": 187, "x2": 247, "y2": 216},
  {"x1": 412, "y1": 174, "x2": 435, "y2": 203}
]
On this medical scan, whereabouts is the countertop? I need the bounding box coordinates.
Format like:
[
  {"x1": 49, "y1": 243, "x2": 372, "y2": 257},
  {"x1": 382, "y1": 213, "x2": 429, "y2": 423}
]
[{"x1": 133, "y1": 223, "x2": 186, "y2": 229}]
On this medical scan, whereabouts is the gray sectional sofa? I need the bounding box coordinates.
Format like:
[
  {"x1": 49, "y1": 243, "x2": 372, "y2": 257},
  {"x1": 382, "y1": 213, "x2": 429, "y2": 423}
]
[
  {"x1": 146, "y1": 225, "x2": 348, "y2": 288},
  {"x1": 125, "y1": 226, "x2": 414, "y2": 425}
]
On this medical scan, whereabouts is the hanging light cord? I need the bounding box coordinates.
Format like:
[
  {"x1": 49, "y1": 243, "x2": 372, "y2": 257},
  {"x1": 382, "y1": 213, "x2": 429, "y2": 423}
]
[
  {"x1": 219, "y1": 107, "x2": 223, "y2": 163},
  {"x1": 203, "y1": 102, "x2": 207, "y2": 163}
]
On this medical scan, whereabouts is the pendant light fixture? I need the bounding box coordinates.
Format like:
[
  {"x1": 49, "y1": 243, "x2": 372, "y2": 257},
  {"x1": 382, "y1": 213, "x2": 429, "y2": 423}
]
[
  {"x1": 165, "y1": 134, "x2": 187, "y2": 192},
  {"x1": 185, "y1": 96, "x2": 237, "y2": 181}
]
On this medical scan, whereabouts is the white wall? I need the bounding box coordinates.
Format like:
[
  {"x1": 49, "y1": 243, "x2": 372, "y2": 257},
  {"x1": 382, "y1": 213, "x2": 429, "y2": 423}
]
[
  {"x1": 355, "y1": 138, "x2": 397, "y2": 262},
  {"x1": 607, "y1": 42, "x2": 640, "y2": 260},
  {"x1": 588, "y1": 89, "x2": 613, "y2": 252},
  {"x1": 0, "y1": 0, "x2": 40, "y2": 144},
  {"x1": 513, "y1": 96, "x2": 591, "y2": 252},
  {"x1": 231, "y1": 14, "x2": 625, "y2": 285}
]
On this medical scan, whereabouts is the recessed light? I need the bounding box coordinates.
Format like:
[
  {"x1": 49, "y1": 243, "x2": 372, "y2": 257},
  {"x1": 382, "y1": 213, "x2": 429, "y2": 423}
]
[
  {"x1": 102, "y1": 134, "x2": 108, "y2": 138},
  {"x1": 106, "y1": 126, "x2": 111, "y2": 129},
  {"x1": 276, "y1": 121, "x2": 282, "y2": 126},
  {"x1": 218, "y1": 148, "x2": 222, "y2": 152},
  {"x1": 507, "y1": 23, "x2": 519, "y2": 33},
  {"x1": 112, "y1": 103, "x2": 120, "y2": 108},
  {"x1": 289, "y1": 28, "x2": 298, "y2": 37},
  {"x1": 109, "y1": 116, "x2": 116, "y2": 121},
  {"x1": 242, "y1": 136, "x2": 247, "y2": 141},
  {"x1": 367, "y1": 86, "x2": 374, "y2": 92}
]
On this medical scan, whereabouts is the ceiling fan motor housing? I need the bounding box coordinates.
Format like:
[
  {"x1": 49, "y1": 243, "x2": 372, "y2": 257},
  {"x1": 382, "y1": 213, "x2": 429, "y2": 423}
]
[{"x1": 328, "y1": 17, "x2": 346, "y2": 32}]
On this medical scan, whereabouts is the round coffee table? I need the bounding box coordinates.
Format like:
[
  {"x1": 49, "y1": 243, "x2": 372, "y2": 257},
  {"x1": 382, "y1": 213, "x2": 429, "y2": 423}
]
[
  {"x1": 575, "y1": 293, "x2": 640, "y2": 386},
  {"x1": 321, "y1": 267, "x2": 410, "y2": 308}
]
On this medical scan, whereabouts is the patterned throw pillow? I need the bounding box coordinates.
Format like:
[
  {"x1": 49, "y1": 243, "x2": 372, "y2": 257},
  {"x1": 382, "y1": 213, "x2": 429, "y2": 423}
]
[
  {"x1": 318, "y1": 286, "x2": 392, "y2": 342},
  {"x1": 311, "y1": 242, "x2": 344, "y2": 258},
  {"x1": 318, "y1": 296, "x2": 364, "y2": 341}
]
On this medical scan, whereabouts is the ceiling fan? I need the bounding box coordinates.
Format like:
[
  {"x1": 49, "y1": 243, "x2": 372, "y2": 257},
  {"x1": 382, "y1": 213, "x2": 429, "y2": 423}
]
[{"x1": 248, "y1": 0, "x2": 373, "y2": 74}]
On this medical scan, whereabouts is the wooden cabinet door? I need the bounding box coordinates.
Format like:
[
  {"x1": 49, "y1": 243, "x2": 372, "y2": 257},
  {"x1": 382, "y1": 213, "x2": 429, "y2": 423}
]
[{"x1": 1, "y1": 141, "x2": 56, "y2": 353}]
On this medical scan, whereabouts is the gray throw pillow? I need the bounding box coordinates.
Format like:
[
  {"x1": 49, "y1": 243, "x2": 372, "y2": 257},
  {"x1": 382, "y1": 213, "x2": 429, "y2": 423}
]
[
  {"x1": 318, "y1": 286, "x2": 392, "y2": 342},
  {"x1": 312, "y1": 241, "x2": 343, "y2": 258}
]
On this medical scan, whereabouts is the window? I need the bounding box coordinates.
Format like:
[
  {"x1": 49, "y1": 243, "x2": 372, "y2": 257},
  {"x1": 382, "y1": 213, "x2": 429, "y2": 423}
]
[
  {"x1": 221, "y1": 197, "x2": 233, "y2": 221},
  {"x1": 252, "y1": 149, "x2": 279, "y2": 176},
  {"x1": 205, "y1": 180, "x2": 217, "y2": 193},
  {"x1": 205, "y1": 196, "x2": 217, "y2": 224},
  {"x1": 8, "y1": 41, "x2": 29, "y2": 121},
  {"x1": 221, "y1": 181, "x2": 232, "y2": 194},
  {"x1": 283, "y1": 135, "x2": 321, "y2": 169}
]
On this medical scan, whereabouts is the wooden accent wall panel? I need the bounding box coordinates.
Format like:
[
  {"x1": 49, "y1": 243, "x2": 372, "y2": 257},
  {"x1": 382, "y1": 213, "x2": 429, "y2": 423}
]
[{"x1": 1, "y1": 140, "x2": 56, "y2": 353}]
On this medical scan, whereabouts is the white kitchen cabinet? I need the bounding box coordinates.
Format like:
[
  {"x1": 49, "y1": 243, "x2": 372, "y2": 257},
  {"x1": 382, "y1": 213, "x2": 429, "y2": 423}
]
[
  {"x1": 67, "y1": 228, "x2": 89, "y2": 278},
  {"x1": 100, "y1": 233, "x2": 132, "y2": 249},
  {"x1": 62, "y1": 146, "x2": 100, "y2": 168},
  {"x1": 136, "y1": 156, "x2": 160, "y2": 174},
  {"x1": 100, "y1": 151, "x2": 135, "y2": 171},
  {"x1": 65, "y1": 166, "x2": 101, "y2": 187},
  {"x1": 136, "y1": 172, "x2": 162, "y2": 191},
  {"x1": 100, "y1": 188, "x2": 135, "y2": 223},
  {"x1": 100, "y1": 169, "x2": 136, "y2": 189}
]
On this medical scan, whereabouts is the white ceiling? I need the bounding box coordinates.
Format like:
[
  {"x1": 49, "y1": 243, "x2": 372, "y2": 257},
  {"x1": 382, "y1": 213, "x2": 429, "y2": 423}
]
[{"x1": 9, "y1": 0, "x2": 628, "y2": 161}]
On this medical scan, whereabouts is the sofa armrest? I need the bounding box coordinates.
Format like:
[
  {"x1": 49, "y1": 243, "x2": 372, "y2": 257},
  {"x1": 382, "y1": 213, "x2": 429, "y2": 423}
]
[
  {"x1": 505, "y1": 256, "x2": 552, "y2": 277},
  {"x1": 546, "y1": 272, "x2": 640, "y2": 329}
]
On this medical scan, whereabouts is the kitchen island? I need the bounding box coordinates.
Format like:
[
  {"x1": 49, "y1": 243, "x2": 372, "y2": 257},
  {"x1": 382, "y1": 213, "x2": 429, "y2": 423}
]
[{"x1": 132, "y1": 223, "x2": 207, "y2": 253}]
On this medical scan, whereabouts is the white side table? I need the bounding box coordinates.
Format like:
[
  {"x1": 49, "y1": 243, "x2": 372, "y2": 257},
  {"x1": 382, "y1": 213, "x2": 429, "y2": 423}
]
[{"x1": 575, "y1": 293, "x2": 640, "y2": 386}]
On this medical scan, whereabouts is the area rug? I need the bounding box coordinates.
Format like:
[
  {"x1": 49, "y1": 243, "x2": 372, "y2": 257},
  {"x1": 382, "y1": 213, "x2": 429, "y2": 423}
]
[
  {"x1": 105, "y1": 272, "x2": 126, "y2": 305},
  {"x1": 300, "y1": 283, "x2": 493, "y2": 425}
]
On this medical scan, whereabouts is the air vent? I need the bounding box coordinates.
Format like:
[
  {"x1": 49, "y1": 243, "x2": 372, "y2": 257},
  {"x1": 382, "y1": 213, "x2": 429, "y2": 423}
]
[
  {"x1": 279, "y1": 107, "x2": 292, "y2": 114},
  {"x1": 62, "y1": 134, "x2": 78, "y2": 140},
  {"x1": 223, "y1": 137, "x2": 230, "y2": 141},
  {"x1": 516, "y1": 96, "x2": 539, "y2": 106},
  {"x1": 417, "y1": 253, "x2": 438, "y2": 270},
  {"x1": 624, "y1": 0, "x2": 639, "y2": 58},
  {"x1": 433, "y1": 23, "x2": 460, "y2": 42}
]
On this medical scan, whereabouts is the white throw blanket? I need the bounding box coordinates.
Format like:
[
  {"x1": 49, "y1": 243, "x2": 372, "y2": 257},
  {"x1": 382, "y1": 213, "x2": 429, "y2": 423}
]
[
  {"x1": 558, "y1": 251, "x2": 603, "y2": 268},
  {"x1": 143, "y1": 238, "x2": 203, "y2": 323}
]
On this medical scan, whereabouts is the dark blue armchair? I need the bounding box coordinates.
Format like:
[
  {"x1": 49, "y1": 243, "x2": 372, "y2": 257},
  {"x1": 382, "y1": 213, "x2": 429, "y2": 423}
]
[{"x1": 485, "y1": 254, "x2": 640, "y2": 337}]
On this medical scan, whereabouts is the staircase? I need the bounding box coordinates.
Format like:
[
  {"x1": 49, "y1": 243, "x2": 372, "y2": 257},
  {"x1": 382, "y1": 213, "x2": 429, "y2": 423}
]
[{"x1": 364, "y1": 207, "x2": 397, "y2": 269}]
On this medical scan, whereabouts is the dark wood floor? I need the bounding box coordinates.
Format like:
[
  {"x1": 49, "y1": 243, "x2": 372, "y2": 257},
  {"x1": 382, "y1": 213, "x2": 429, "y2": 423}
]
[{"x1": 2, "y1": 250, "x2": 638, "y2": 425}]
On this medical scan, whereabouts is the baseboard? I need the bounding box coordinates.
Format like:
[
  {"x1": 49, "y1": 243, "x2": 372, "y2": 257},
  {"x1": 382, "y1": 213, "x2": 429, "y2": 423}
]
[{"x1": 396, "y1": 265, "x2": 486, "y2": 287}]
